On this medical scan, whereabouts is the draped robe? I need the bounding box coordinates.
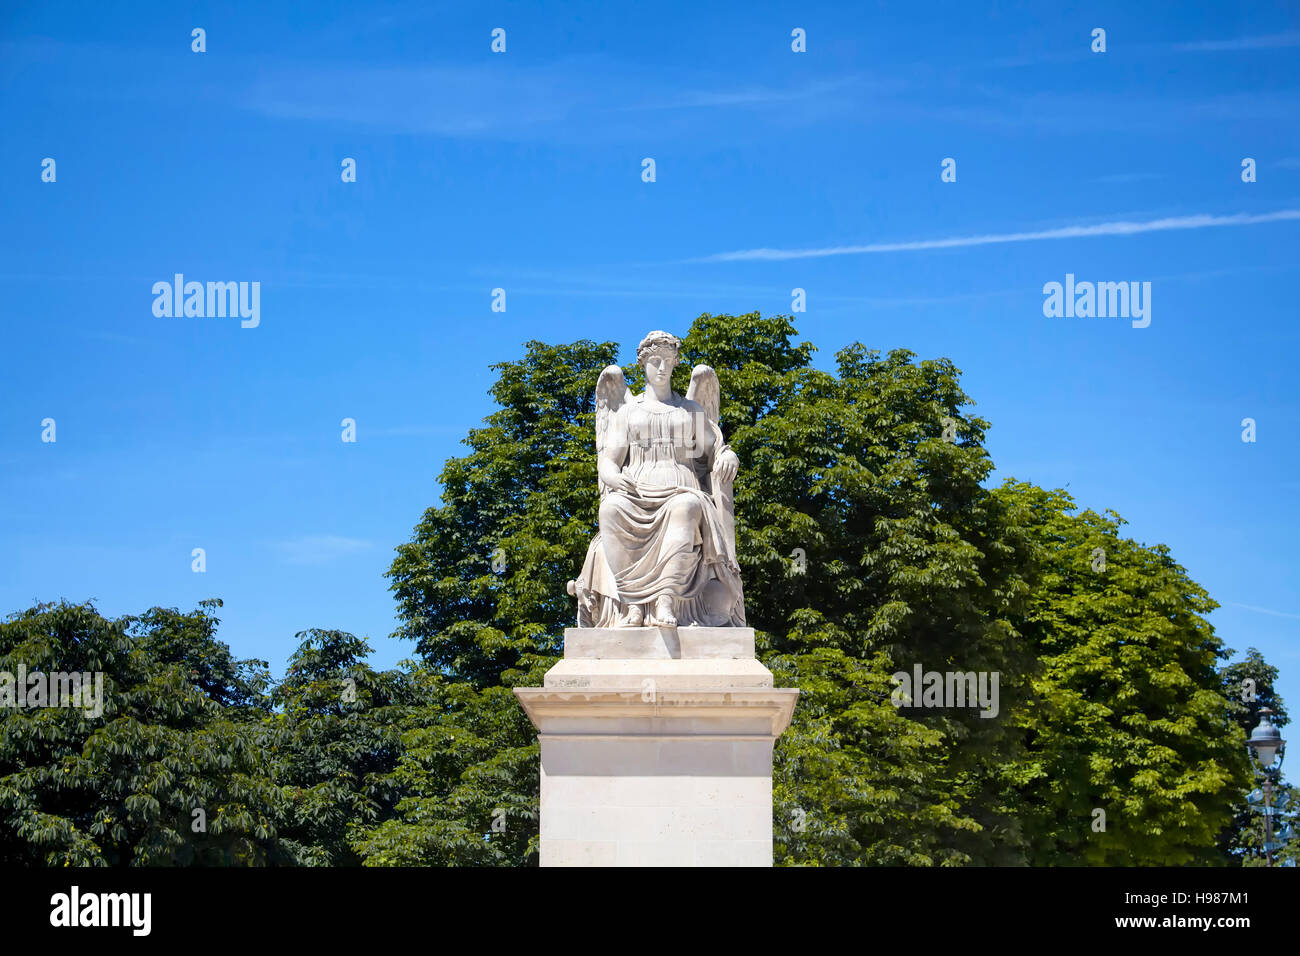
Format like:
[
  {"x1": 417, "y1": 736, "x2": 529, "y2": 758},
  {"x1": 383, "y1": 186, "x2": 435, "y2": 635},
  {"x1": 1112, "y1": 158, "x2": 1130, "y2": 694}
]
[{"x1": 576, "y1": 394, "x2": 743, "y2": 627}]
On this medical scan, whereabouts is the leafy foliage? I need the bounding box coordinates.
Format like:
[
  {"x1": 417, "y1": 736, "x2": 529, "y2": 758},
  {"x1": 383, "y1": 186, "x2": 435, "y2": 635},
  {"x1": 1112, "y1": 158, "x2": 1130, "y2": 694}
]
[
  {"x1": 0, "y1": 313, "x2": 1284, "y2": 867},
  {"x1": 0, "y1": 600, "x2": 284, "y2": 866},
  {"x1": 271, "y1": 629, "x2": 412, "y2": 866},
  {"x1": 375, "y1": 312, "x2": 1261, "y2": 866},
  {"x1": 993, "y1": 482, "x2": 1251, "y2": 865},
  {"x1": 373, "y1": 338, "x2": 615, "y2": 864},
  {"x1": 1216, "y1": 648, "x2": 1295, "y2": 866}
]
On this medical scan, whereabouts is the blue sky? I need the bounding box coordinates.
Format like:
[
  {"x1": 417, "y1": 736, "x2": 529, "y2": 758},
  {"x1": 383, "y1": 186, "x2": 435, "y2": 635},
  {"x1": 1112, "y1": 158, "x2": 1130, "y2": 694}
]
[{"x1": 1, "y1": 1, "x2": 1297, "y2": 732}]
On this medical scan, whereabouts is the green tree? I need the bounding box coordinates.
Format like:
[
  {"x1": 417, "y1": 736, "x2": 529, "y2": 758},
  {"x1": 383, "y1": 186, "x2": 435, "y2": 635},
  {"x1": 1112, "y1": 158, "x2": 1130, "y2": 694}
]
[
  {"x1": 0, "y1": 600, "x2": 285, "y2": 866},
  {"x1": 378, "y1": 313, "x2": 1038, "y2": 865},
  {"x1": 271, "y1": 629, "x2": 412, "y2": 866},
  {"x1": 993, "y1": 481, "x2": 1251, "y2": 865},
  {"x1": 684, "y1": 315, "x2": 1036, "y2": 864},
  {"x1": 1221, "y1": 647, "x2": 1289, "y2": 738},
  {"x1": 2, "y1": 314, "x2": 1267, "y2": 869},
  {"x1": 1217, "y1": 648, "x2": 1294, "y2": 865},
  {"x1": 367, "y1": 338, "x2": 616, "y2": 864}
]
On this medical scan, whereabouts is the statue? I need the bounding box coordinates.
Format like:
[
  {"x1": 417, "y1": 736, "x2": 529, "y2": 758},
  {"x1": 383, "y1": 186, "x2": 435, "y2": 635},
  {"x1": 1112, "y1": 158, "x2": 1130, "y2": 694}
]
[{"x1": 567, "y1": 331, "x2": 746, "y2": 629}]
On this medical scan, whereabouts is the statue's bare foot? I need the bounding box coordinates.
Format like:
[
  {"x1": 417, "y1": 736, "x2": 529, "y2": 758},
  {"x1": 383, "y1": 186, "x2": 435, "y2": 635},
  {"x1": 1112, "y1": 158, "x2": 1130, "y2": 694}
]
[
  {"x1": 651, "y1": 595, "x2": 677, "y2": 628},
  {"x1": 620, "y1": 603, "x2": 644, "y2": 627}
]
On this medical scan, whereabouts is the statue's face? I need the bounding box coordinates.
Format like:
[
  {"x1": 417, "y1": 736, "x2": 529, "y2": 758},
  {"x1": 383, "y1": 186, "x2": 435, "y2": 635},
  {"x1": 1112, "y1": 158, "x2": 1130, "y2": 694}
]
[{"x1": 642, "y1": 347, "x2": 677, "y2": 389}]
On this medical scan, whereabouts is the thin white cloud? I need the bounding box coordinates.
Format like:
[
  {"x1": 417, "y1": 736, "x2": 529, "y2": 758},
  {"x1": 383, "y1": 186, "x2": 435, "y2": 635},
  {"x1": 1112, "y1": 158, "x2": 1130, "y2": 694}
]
[
  {"x1": 273, "y1": 535, "x2": 374, "y2": 566},
  {"x1": 1176, "y1": 32, "x2": 1300, "y2": 52},
  {"x1": 240, "y1": 60, "x2": 862, "y2": 139},
  {"x1": 1229, "y1": 602, "x2": 1300, "y2": 621},
  {"x1": 696, "y1": 210, "x2": 1300, "y2": 262},
  {"x1": 1092, "y1": 172, "x2": 1162, "y2": 184},
  {"x1": 616, "y1": 76, "x2": 868, "y2": 113}
]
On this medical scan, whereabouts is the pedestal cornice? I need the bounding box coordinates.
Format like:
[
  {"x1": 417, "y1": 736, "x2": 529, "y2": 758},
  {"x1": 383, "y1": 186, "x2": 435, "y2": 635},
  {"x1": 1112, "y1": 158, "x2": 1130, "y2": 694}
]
[{"x1": 514, "y1": 686, "x2": 798, "y2": 736}]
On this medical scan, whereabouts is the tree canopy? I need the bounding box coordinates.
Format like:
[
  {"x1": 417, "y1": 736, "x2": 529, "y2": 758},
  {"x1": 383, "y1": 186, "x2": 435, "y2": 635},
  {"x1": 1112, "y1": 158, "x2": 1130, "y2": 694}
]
[
  {"x1": 0, "y1": 312, "x2": 1283, "y2": 866},
  {"x1": 377, "y1": 311, "x2": 1260, "y2": 866}
]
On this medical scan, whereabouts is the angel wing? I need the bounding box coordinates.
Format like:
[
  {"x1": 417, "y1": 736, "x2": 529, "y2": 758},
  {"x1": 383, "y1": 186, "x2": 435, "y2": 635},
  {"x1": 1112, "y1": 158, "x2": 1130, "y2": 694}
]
[
  {"x1": 686, "y1": 363, "x2": 740, "y2": 581},
  {"x1": 685, "y1": 364, "x2": 720, "y2": 426},
  {"x1": 594, "y1": 365, "x2": 633, "y2": 454}
]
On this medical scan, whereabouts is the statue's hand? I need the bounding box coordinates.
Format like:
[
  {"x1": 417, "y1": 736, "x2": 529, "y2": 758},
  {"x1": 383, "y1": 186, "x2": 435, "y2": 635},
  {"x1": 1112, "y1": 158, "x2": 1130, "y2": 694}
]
[
  {"x1": 610, "y1": 473, "x2": 639, "y2": 496},
  {"x1": 713, "y1": 450, "x2": 739, "y2": 484}
]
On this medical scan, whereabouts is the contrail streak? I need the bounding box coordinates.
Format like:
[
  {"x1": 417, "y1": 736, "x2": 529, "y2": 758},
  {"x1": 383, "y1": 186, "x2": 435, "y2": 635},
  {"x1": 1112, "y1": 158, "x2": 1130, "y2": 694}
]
[{"x1": 696, "y1": 209, "x2": 1300, "y2": 262}]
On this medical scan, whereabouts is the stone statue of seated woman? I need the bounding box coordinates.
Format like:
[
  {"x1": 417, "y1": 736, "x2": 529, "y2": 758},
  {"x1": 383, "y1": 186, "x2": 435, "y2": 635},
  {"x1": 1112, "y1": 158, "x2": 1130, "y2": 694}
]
[{"x1": 567, "y1": 330, "x2": 746, "y2": 629}]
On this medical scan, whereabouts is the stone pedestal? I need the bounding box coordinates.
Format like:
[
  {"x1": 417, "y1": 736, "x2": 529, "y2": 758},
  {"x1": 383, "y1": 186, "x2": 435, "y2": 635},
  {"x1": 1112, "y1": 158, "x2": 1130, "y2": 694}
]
[{"x1": 514, "y1": 626, "x2": 798, "y2": 867}]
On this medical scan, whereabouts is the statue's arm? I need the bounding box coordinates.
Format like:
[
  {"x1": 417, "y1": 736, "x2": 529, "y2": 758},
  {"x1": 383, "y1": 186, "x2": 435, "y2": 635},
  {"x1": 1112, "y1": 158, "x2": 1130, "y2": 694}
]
[
  {"x1": 598, "y1": 406, "x2": 633, "y2": 492},
  {"x1": 710, "y1": 419, "x2": 738, "y2": 484}
]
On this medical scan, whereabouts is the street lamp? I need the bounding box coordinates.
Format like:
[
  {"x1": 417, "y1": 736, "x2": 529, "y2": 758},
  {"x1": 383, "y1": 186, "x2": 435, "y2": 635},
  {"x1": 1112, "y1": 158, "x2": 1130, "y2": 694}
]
[{"x1": 1246, "y1": 707, "x2": 1287, "y2": 866}]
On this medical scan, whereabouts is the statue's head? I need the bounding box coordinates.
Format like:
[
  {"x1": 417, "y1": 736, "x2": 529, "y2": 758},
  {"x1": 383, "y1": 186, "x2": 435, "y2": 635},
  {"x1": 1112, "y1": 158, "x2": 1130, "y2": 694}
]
[{"x1": 636, "y1": 330, "x2": 682, "y2": 389}]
